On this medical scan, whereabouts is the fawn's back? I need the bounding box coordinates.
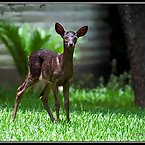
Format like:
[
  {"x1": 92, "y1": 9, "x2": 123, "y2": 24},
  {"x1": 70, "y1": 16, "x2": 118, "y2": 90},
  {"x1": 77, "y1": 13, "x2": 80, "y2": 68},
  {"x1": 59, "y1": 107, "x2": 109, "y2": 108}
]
[{"x1": 29, "y1": 49, "x2": 67, "y2": 85}]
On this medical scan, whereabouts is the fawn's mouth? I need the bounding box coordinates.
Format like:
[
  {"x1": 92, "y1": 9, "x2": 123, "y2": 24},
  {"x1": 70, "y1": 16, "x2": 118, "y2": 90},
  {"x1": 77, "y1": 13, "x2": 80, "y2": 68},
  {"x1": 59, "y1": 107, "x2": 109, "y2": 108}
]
[{"x1": 67, "y1": 43, "x2": 75, "y2": 48}]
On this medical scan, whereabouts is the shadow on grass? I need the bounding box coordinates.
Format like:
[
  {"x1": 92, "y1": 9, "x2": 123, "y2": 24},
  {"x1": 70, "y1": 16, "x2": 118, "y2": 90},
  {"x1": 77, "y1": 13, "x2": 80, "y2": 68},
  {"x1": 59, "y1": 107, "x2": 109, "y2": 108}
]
[{"x1": 1, "y1": 85, "x2": 145, "y2": 120}]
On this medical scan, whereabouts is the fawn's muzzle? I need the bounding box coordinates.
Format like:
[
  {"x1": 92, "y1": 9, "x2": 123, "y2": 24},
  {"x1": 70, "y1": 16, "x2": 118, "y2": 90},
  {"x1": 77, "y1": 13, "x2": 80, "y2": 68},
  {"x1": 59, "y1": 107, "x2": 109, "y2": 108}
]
[{"x1": 68, "y1": 42, "x2": 74, "y2": 47}]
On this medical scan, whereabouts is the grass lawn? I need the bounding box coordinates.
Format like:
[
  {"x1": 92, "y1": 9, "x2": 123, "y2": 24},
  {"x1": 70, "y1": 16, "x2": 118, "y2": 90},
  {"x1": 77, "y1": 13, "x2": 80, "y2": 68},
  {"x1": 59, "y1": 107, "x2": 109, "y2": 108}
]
[{"x1": 0, "y1": 80, "x2": 145, "y2": 142}]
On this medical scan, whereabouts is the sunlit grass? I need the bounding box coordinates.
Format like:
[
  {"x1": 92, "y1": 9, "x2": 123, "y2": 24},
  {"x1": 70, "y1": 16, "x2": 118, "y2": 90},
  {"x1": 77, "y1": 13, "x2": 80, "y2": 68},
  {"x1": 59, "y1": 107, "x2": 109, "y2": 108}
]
[
  {"x1": 1, "y1": 106, "x2": 145, "y2": 141},
  {"x1": 0, "y1": 81, "x2": 145, "y2": 141}
]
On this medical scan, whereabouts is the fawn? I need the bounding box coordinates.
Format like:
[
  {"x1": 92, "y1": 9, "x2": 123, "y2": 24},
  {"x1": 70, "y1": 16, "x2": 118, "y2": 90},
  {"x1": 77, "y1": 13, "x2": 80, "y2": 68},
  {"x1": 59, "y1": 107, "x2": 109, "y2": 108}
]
[{"x1": 12, "y1": 22, "x2": 88, "y2": 123}]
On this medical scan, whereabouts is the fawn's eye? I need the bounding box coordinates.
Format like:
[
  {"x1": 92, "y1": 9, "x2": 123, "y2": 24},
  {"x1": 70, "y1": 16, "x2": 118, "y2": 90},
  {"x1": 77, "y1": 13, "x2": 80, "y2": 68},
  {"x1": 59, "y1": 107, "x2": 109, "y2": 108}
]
[
  {"x1": 73, "y1": 37, "x2": 77, "y2": 42},
  {"x1": 63, "y1": 36, "x2": 69, "y2": 40}
]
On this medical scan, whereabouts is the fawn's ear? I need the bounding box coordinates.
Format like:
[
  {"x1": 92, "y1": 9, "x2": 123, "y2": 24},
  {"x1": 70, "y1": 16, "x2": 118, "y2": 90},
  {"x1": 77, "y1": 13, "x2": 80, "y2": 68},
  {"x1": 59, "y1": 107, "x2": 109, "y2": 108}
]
[
  {"x1": 76, "y1": 26, "x2": 88, "y2": 38},
  {"x1": 55, "y1": 22, "x2": 65, "y2": 37}
]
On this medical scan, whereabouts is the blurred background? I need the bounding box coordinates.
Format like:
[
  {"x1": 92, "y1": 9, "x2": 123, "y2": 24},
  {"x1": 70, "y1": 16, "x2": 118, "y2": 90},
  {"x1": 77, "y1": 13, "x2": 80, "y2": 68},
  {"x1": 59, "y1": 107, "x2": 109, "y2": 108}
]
[{"x1": 0, "y1": 3, "x2": 130, "y2": 88}]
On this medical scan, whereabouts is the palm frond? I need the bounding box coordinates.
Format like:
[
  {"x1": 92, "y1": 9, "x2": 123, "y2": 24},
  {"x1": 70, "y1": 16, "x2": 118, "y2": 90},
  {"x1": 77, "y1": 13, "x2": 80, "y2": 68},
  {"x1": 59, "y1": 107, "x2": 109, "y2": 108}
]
[
  {"x1": 26, "y1": 28, "x2": 51, "y2": 54},
  {"x1": 0, "y1": 22, "x2": 28, "y2": 78}
]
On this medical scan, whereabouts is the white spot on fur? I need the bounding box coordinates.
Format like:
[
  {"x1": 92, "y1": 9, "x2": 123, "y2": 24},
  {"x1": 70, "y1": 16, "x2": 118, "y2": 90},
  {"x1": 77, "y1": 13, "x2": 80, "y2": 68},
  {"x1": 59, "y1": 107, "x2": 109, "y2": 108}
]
[
  {"x1": 56, "y1": 56, "x2": 59, "y2": 66},
  {"x1": 39, "y1": 71, "x2": 43, "y2": 80},
  {"x1": 59, "y1": 86, "x2": 63, "y2": 92}
]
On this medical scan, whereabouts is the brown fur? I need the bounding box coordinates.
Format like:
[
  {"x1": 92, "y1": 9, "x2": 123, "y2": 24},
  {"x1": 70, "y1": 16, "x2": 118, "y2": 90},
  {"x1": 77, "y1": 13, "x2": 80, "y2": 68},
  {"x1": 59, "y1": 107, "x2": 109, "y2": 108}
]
[{"x1": 12, "y1": 22, "x2": 88, "y2": 123}]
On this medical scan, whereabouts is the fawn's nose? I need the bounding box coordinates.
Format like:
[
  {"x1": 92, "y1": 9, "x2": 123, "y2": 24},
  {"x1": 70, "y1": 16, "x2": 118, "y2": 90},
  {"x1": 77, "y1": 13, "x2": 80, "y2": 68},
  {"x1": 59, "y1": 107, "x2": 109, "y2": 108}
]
[{"x1": 68, "y1": 42, "x2": 74, "y2": 47}]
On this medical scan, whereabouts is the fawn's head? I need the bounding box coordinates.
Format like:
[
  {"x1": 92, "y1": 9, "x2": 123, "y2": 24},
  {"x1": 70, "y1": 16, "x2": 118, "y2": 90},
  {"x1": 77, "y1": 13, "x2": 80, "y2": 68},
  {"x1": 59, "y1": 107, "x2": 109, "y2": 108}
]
[{"x1": 55, "y1": 22, "x2": 88, "y2": 50}]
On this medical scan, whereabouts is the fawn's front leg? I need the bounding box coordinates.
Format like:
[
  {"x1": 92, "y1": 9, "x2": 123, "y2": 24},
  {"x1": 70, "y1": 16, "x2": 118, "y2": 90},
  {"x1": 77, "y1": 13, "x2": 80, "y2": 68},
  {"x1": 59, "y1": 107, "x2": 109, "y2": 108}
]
[
  {"x1": 52, "y1": 82, "x2": 60, "y2": 122},
  {"x1": 40, "y1": 82, "x2": 55, "y2": 122},
  {"x1": 63, "y1": 81, "x2": 70, "y2": 123}
]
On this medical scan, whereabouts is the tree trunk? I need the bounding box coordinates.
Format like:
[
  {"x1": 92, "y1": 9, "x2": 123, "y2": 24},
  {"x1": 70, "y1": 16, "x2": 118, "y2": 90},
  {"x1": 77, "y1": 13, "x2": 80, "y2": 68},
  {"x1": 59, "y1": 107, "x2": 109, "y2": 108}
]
[{"x1": 118, "y1": 4, "x2": 145, "y2": 107}]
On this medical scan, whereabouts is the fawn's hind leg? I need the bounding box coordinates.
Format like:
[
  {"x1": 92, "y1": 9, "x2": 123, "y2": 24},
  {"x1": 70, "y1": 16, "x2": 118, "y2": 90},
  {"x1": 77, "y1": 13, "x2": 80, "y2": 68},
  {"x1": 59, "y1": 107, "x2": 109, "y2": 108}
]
[
  {"x1": 12, "y1": 75, "x2": 38, "y2": 122},
  {"x1": 40, "y1": 82, "x2": 55, "y2": 122}
]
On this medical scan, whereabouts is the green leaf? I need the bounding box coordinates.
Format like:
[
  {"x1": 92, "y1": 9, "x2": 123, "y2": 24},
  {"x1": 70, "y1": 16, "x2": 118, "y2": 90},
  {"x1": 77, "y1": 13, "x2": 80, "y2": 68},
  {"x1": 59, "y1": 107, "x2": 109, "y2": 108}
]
[{"x1": 0, "y1": 22, "x2": 28, "y2": 78}]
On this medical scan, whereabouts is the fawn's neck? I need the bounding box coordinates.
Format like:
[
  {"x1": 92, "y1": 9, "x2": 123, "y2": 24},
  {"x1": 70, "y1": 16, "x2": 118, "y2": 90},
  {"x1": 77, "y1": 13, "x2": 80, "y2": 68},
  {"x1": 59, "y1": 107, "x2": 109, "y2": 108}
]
[{"x1": 62, "y1": 45, "x2": 74, "y2": 72}]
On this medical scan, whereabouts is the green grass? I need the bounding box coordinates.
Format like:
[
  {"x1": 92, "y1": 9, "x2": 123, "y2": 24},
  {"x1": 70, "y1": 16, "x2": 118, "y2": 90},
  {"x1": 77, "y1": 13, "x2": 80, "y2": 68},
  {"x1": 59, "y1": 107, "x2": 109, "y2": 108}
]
[{"x1": 0, "y1": 83, "x2": 145, "y2": 142}]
